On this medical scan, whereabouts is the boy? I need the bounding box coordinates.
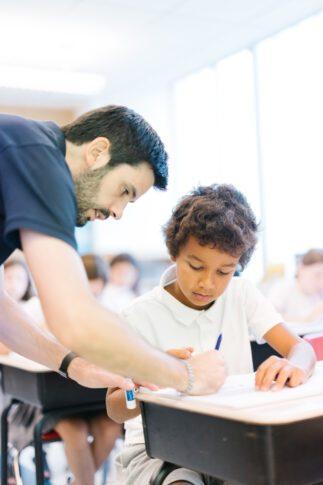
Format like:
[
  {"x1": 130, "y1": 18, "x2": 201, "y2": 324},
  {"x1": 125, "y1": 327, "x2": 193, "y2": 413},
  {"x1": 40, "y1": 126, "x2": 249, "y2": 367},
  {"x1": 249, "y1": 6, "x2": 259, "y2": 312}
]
[{"x1": 106, "y1": 184, "x2": 316, "y2": 485}]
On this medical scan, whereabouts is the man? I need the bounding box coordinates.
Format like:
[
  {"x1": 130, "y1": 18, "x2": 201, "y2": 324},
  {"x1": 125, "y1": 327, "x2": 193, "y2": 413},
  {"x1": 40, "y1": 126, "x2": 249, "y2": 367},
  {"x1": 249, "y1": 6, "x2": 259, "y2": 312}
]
[{"x1": 0, "y1": 105, "x2": 226, "y2": 394}]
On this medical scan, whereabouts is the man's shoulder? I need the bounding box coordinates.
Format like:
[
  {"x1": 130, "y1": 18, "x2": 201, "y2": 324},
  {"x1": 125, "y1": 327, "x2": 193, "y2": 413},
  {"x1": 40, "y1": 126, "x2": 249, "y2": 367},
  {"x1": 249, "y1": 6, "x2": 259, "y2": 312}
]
[{"x1": 0, "y1": 114, "x2": 63, "y2": 152}]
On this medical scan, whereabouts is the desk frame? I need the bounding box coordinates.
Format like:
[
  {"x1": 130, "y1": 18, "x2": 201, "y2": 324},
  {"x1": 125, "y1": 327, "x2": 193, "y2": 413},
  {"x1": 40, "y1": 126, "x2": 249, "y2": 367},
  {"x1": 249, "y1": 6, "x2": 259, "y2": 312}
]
[
  {"x1": 139, "y1": 397, "x2": 323, "y2": 485},
  {"x1": 0, "y1": 359, "x2": 106, "y2": 485}
]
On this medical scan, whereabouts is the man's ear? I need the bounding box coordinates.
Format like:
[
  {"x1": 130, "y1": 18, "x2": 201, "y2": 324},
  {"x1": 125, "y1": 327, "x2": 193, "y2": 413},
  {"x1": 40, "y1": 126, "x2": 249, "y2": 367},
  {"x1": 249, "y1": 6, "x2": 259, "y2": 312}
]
[
  {"x1": 170, "y1": 255, "x2": 176, "y2": 263},
  {"x1": 84, "y1": 137, "x2": 111, "y2": 170}
]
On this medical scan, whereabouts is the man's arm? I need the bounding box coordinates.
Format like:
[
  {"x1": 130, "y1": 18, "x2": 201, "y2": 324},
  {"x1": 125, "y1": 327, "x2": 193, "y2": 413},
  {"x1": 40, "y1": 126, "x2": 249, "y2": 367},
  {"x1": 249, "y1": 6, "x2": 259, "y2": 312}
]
[
  {"x1": 21, "y1": 229, "x2": 227, "y2": 394},
  {"x1": 0, "y1": 266, "x2": 137, "y2": 390}
]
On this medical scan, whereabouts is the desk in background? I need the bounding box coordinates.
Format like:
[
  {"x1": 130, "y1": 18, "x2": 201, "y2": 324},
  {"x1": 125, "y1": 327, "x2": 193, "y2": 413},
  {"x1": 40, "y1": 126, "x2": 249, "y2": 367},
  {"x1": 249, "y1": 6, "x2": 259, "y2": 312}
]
[
  {"x1": 251, "y1": 320, "x2": 323, "y2": 369},
  {"x1": 138, "y1": 362, "x2": 323, "y2": 485},
  {"x1": 0, "y1": 354, "x2": 107, "y2": 485}
]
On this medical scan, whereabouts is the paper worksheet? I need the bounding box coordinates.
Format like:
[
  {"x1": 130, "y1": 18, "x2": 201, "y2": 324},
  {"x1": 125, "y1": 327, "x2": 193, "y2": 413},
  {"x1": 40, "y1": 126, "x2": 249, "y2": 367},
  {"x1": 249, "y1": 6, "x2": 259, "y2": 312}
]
[{"x1": 140, "y1": 361, "x2": 323, "y2": 409}]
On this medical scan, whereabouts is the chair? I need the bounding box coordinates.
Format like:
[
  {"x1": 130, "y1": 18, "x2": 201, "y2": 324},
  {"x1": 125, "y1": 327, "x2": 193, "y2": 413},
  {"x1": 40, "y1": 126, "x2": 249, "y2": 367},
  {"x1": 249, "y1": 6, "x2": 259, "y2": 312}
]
[
  {"x1": 149, "y1": 462, "x2": 180, "y2": 485},
  {"x1": 303, "y1": 332, "x2": 323, "y2": 360},
  {"x1": 1, "y1": 399, "x2": 107, "y2": 485}
]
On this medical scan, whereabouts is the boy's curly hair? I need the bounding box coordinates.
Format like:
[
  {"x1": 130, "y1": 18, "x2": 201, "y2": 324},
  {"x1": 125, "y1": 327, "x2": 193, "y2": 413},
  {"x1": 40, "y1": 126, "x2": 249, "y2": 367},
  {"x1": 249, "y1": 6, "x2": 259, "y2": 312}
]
[{"x1": 163, "y1": 184, "x2": 258, "y2": 271}]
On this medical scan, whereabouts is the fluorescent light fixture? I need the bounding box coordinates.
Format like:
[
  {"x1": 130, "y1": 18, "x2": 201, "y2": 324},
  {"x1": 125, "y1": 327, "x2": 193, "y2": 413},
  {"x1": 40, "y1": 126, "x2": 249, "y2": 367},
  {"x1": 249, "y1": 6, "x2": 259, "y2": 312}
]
[{"x1": 0, "y1": 65, "x2": 106, "y2": 96}]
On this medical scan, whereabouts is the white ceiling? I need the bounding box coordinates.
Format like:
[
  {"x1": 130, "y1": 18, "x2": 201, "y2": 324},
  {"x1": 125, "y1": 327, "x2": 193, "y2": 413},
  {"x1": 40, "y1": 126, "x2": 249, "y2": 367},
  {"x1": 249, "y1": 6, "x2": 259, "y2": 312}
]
[{"x1": 1, "y1": 0, "x2": 323, "y2": 107}]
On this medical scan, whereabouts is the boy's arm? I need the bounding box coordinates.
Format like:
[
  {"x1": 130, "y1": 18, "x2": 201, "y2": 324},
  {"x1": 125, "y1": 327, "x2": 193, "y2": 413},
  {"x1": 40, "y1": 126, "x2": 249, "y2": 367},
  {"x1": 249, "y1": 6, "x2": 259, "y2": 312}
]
[
  {"x1": 255, "y1": 323, "x2": 316, "y2": 391},
  {"x1": 21, "y1": 229, "x2": 226, "y2": 394},
  {"x1": 106, "y1": 387, "x2": 141, "y2": 424}
]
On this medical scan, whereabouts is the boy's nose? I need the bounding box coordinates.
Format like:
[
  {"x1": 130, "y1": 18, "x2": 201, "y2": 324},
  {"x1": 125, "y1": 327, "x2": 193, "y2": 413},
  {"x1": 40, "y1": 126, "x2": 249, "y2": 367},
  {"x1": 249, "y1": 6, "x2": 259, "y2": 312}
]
[{"x1": 200, "y1": 274, "x2": 214, "y2": 289}]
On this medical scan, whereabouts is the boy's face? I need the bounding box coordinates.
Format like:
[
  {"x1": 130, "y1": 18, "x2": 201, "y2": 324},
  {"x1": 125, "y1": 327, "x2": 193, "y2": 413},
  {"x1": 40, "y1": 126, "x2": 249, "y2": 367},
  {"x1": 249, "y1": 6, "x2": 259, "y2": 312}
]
[{"x1": 170, "y1": 236, "x2": 240, "y2": 310}]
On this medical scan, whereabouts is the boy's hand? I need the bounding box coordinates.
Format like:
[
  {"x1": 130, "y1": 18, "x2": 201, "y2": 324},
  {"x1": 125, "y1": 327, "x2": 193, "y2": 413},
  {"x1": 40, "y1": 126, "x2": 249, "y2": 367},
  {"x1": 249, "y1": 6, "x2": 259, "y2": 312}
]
[
  {"x1": 167, "y1": 346, "x2": 194, "y2": 360},
  {"x1": 255, "y1": 355, "x2": 306, "y2": 392}
]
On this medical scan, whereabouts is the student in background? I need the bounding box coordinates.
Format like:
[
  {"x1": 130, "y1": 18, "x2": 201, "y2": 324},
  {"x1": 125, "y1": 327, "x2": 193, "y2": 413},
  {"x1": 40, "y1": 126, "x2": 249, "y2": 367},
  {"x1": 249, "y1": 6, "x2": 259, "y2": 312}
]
[
  {"x1": 106, "y1": 184, "x2": 315, "y2": 485},
  {"x1": 54, "y1": 253, "x2": 121, "y2": 485},
  {"x1": 1, "y1": 256, "x2": 44, "y2": 354},
  {"x1": 267, "y1": 249, "x2": 323, "y2": 323},
  {"x1": 101, "y1": 253, "x2": 140, "y2": 313},
  {"x1": 3, "y1": 254, "x2": 122, "y2": 485},
  {"x1": 4, "y1": 256, "x2": 34, "y2": 302},
  {"x1": 81, "y1": 253, "x2": 109, "y2": 299}
]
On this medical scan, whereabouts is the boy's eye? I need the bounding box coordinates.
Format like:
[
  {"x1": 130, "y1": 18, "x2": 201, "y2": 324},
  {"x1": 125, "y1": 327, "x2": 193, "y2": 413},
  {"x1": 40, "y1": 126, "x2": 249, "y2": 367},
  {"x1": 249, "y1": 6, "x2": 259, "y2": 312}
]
[
  {"x1": 189, "y1": 263, "x2": 203, "y2": 271},
  {"x1": 217, "y1": 270, "x2": 231, "y2": 276}
]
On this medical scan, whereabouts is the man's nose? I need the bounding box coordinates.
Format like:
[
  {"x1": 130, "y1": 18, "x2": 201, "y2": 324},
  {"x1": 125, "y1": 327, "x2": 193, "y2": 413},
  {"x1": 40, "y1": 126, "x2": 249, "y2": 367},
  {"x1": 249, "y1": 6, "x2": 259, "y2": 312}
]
[{"x1": 110, "y1": 202, "x2": 126, "y2": 220}]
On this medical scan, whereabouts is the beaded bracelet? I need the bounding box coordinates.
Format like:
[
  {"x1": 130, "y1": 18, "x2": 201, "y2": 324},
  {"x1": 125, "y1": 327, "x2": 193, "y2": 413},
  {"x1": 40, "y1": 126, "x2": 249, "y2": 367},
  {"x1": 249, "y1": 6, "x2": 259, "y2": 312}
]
[{"x1": 181, "y1": 359, "x2": 194, "y2": 395}]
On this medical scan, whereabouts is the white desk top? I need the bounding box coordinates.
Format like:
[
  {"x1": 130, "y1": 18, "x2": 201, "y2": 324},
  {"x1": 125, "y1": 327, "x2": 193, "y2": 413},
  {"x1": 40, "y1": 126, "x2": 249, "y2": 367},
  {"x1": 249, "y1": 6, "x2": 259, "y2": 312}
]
[
  {"x1": 249, "y1": 319, "x2": 323, "y2": 342},
  {"x1": 0, "y1": 353, "x2": 50, "y2": 373},
  {"x1": 138, "y1": 362, "x2": 323, "y2": 425}
]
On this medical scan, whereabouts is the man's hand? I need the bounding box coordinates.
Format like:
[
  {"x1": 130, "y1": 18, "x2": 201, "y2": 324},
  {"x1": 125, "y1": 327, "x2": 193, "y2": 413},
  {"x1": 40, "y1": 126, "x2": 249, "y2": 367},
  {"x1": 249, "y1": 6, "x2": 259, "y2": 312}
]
[
  {"x1": 67, "y1": 357, "x2": 135, "y2": 390},
  {"x1": 189, "y1": 350, "x2": 227, "y2": 395}
]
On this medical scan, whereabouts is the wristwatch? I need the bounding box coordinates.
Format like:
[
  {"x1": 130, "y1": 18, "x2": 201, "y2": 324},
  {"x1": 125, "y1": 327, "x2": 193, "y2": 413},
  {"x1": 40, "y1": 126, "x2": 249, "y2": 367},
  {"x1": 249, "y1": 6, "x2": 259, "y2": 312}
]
[{"x1": 58, "y1": 351, "x2": 78, "y2": 379}]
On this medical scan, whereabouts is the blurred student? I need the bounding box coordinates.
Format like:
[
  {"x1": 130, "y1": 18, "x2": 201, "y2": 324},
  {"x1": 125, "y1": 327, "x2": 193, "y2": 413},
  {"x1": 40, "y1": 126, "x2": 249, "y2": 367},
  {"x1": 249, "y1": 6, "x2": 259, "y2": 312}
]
[
  {"x1": 4, "y1": 256, "x2": 34, "y2": 302},
  {"x1": 54, "y1": 253, "x2": 121, "y2": 485},
  {"x1": 267, "y1": 249, "x2": 323, "y2": 324},
  {"x1": 106, "y1": 184, "x2": 315, "y2": 485},
  {"x1": 3, "y1": 254, "x2": 121, "y2": 485},
  {"x1": 101, "y1": 253, "x2": 140, "y2": 313},
  {"x1": 81, "y1": 253, "x2": 109, "y2": 299}
]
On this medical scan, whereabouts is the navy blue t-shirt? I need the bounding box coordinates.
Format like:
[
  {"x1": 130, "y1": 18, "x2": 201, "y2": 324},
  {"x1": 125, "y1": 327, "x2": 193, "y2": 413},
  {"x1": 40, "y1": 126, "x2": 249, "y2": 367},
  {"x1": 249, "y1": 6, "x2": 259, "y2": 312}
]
[{"x1": 0, "y1": 114, "x2": 77, "y2": 264}]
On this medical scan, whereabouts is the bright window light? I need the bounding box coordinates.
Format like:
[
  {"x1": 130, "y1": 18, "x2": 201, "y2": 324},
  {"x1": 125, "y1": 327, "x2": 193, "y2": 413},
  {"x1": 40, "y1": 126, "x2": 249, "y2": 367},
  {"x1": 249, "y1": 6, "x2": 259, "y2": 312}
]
[{"x1": 0, "y1": 65, "x2": 106, "y2": 96}]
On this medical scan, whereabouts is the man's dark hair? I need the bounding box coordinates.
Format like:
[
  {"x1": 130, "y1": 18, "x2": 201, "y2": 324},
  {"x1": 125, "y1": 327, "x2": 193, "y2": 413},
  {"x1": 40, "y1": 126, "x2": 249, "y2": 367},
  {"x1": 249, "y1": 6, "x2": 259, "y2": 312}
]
[
  {"x1": 81, "y1": 254, "x2": 109, "y2": 284},
  {"x1": 163, "y1": 184, "x2": 258, "y2": 271},
  {"x1": 62, "y1": 105, "x2": 168, "y2": 189}
]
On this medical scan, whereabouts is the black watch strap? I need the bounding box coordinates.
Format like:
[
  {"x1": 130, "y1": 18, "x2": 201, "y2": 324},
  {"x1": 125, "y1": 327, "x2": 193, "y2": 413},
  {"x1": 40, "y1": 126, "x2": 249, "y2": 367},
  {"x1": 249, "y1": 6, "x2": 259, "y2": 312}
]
[{"x1": 58, "y1": 351, "x2": 78, "y2": 379}]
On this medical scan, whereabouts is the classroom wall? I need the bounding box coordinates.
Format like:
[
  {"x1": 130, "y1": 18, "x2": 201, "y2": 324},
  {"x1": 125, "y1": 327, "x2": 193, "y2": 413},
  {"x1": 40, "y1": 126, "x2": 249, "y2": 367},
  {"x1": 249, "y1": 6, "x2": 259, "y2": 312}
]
[
  {"x1": 0, "y1": 105, "x2": 75, "y2": 125},
  {"x1": 89, "y1": 85, "x2": 177, "y2": 259}
]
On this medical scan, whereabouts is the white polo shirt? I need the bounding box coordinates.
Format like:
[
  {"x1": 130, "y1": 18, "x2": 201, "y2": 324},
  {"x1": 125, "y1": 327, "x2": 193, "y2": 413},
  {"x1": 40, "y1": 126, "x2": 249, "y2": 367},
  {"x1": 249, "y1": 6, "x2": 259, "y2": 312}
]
[{"x1": 122, "y1": 264, "x2": 282, "y2": 445}]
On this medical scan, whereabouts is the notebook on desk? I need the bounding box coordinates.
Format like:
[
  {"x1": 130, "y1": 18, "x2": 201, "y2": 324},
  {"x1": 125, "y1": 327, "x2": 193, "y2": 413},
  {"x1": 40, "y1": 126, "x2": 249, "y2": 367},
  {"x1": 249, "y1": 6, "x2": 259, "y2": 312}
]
[{"x1": 140, "y1": 361, "x2": 323, "y2": 409}]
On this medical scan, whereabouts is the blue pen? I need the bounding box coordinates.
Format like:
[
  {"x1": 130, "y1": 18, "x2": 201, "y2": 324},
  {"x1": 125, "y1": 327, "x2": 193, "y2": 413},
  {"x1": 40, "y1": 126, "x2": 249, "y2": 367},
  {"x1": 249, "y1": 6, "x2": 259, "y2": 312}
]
[
  {"x1": 125, "y1": 378, "x2": 136, "y2": 409},
  {"x1": 215, "y1": 333, "x2": 222, "y2": 350}
]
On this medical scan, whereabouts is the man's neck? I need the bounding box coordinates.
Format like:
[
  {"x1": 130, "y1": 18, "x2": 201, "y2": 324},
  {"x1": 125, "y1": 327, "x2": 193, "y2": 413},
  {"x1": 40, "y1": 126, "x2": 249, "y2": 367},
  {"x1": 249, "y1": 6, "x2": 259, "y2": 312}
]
[{"x1": 65, "y1": 140, "x2": 87, "y2": 177}]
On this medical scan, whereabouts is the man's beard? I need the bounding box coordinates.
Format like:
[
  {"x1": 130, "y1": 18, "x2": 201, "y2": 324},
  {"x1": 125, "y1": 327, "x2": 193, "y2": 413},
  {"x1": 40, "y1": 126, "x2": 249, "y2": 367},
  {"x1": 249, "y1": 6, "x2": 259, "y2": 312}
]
[{"x1": 73, "y1": 166, "x2": 110, "y2": 227}]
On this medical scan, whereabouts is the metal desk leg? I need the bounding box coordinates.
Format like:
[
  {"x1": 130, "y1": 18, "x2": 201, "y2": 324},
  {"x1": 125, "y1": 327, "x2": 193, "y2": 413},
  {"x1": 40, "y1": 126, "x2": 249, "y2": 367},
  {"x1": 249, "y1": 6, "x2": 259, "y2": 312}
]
[
  {"x1": 34, "y1": 415, "x2": 47, "y2": 485},
  {"x1": 1, "y1": 400, "x2": 19, "y2": 485}
]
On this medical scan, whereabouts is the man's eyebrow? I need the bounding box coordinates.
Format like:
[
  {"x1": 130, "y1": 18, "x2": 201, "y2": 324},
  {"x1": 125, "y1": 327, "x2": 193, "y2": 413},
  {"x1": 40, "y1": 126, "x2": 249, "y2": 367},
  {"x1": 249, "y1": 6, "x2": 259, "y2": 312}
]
[{"x1": 130, "y1": 184, "x2": 137, "y2": 200}]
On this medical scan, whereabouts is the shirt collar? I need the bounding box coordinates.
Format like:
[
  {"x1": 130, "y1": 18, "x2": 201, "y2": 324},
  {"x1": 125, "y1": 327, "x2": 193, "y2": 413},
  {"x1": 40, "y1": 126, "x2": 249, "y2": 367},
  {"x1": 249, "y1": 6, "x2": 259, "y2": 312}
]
[{"x1": 158, "y1": 264, "x2": 220, "y2": 326}]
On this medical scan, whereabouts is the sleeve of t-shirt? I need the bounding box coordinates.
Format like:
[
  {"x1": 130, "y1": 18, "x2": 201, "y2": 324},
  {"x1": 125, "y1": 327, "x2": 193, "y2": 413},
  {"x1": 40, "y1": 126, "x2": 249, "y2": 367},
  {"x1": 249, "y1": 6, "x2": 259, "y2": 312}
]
[
  {"x1": 0, "y1": 144, "x2": 77, "y2": 251},
  {"x1": 243, "y1": 279, "x2": 283, "y2": 344}
]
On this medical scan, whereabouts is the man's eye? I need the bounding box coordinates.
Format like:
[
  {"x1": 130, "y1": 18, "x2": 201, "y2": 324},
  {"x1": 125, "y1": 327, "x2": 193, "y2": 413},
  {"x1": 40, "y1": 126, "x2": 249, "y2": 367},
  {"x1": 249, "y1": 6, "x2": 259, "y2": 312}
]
[
  {"x1": 122, "y1": 187, "x2": 129, "y2": 195},
  {"x1": 189, "y1": 263, "x2": 203, "y2": 271}
]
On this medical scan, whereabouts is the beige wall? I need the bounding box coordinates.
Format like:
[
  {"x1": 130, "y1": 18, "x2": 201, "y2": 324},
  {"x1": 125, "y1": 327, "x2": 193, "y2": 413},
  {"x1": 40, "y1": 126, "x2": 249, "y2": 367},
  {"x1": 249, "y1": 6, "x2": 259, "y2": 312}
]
[{"x1": 0, "y1": 105, "x2": 75, "y2": 125}]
